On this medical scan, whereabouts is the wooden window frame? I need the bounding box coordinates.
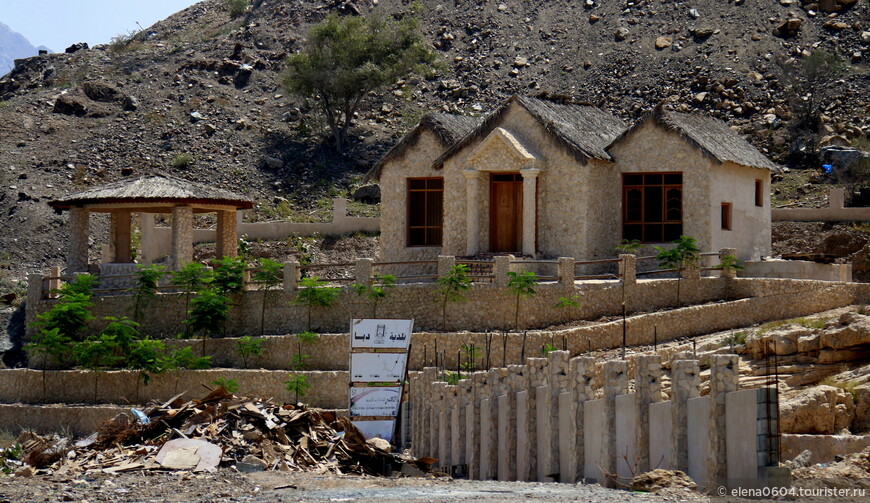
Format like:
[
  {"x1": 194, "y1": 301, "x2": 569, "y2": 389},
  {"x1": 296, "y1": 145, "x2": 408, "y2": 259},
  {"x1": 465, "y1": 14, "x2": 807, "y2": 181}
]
[
  {"x1": 721, "y1": 202, "x2": 732, "y2": 231},
  {"x1": 755, "y1": 179, "x2": 763, "y2": 207},
  {"x1": 622, "y1": 172, "x2": 683, "y2": 243},
  {"x1": 406, "y1": 177, "x2": 444, "y2": 247}
]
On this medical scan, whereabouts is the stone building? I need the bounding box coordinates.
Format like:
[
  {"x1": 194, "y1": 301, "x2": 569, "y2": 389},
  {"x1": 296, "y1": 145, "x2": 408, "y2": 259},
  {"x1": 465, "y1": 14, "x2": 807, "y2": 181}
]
[{"x1": 371, "y1": 95, "x2": 778, "y2": 264}]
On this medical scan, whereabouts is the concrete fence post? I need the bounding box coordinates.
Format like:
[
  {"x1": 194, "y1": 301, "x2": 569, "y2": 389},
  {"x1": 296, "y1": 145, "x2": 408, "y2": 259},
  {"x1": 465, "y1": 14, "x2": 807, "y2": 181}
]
[
  {"x1": 602, "y1": 360, "x2": 629, "y2": 488},
  {"x1": 557, "y1": 257, "x2": 575, "y2": 287},
  {"x1": 437, "y1": 255, "x2": 456, "y2": 278},
  {"x1": 671, "y1": 360, "x2": 701, "y2": 473},
  {"x1": 547, "y1": 351, "x2": 569, "y2": 481},
  {"x1": 708, "y1": 355, "x2": 739, "y2": 488},
  {"x1": 482, "y1": 367, "x2": 507, "y2": 480},
  {"x1": 332, "y1": 197, "x2": 348, "y2": 221},
  {"x1": 718, "y1": 248, "x2": 738, "y2": 280},
  {"x1": 494, "y1": 254, "x2": 514, "y2": 287},
  {"x1": 355, "y1": 258, "x2": 373, "y2": 285},
  {"x1": 523, "y1": 358, "x2": 547, "y2": 481},
  {"x1": 502, "y1": 364, "x2": 524, "y2": 481},
  {"x1": 283, "y1": 261, "x2": 300, "y2": 292},
  {"x1": 467, "y1": 372, "x2": 486, "y2": 479},
  {"x1": 619, "y1": 254, "x2": 637, "y2": 285},
  {"x1": 566, "y1": 356, "x2": 595, "y2": 483},
  {"x1": 634, "y1": 355, "x2": 663, "y2": 474}
]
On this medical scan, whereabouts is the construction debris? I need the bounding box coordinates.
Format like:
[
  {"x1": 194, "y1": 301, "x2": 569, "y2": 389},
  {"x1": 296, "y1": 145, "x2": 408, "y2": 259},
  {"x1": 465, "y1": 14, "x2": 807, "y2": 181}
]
[{"x1": 14, "y1": 387, "x2": 435, "y2": 477}]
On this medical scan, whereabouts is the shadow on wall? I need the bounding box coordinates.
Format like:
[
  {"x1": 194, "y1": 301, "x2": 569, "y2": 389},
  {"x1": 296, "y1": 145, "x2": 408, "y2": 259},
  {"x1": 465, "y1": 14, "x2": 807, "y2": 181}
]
[{"x1": 1, "y1": 304, "x2": 26, "y2": 368}]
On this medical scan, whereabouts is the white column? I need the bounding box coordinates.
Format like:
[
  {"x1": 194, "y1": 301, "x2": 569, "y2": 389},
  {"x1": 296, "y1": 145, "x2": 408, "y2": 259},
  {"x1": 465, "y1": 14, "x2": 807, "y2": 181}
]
[
  {"x1": 463, "y1": 169, "x2": 482, "y2": 256},
  {"x1": 520, "y1": 168, "x2": 539, "y2": 257}
]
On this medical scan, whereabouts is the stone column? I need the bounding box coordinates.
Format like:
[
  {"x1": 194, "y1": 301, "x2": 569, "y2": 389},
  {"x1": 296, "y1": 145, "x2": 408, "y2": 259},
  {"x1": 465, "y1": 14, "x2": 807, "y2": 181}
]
[
  {"x1": 670, "y1": 359, "x2": 700, "y2": 473},
  {"x1": 467, "y1": 372, "x2": 485, "y2": 479},
  {"x1": 520, "y1": 168, "x2": 539, "y2": 257},
  {"x1": 283, "y1": 261, "x2": 300, "y2": 292},
  {"x1": 216, "y1": 209, "x2": 238, "y2": 259},
  {"x1": 111, "y1": 210, "x2": 132, "y2": 263},
  {"x1": 547, "y1": 351, "x2": 569, "y2": 481},
  {"x1": 170, "y1": 205, "x2": 193, "y2": 270},
  {"x1": 557, "y1": 257, "x2": 575, "y2": 287},
  {"x1": 567, "y1": 356, "x2": 595, "y2": 483},
  {"x1": 67, "y1": 206, "x2": 89, "y2": 273},
  {"x1": 482, "y1": 367, "x2": 506, "y2": 480},
  {"x1": 48, "y1": 266, "x2": 62, "y2": 299},
  {"x1": 494, "y1": 254, "x2": 514, "y2": 287},
  {"x1": 634, "y1": 355, "x2": 663, "y2": 474},
  {"x1": 522, "y1": 358, "x2": 547, "y2": 482},
  {"x1": 438, "y1": 255, "x2": 456, "y2": 278},
  {"x1": 708, "y1": 355, "x2": 739, "y2": 487},
  {"x1": 463, "y1": 169, "x2": 482, "y2": 256},
  {"x1": 619, "y1": 254, "x2": 637, "y2": 285},
  {"x1": 602, "y1": 360, "x2": 628, "y2": 488},
  {"x1": 355, "y1": 258, "x2": 373, "y2": 285}
]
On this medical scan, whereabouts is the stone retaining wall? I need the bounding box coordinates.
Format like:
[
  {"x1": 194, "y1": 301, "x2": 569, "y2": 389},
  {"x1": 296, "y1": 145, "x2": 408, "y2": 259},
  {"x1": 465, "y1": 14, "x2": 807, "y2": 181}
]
[
  {"x1": 0, "y1": 404, "x2": 128, "y2": 437},
  {"x1": 780, "y1": 434, "x2": 870, "y2": 465}
]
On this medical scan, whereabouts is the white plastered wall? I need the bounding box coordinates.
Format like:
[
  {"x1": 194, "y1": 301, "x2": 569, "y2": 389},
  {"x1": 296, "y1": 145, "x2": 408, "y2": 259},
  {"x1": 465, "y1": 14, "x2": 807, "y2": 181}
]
[{"x1": 709, "y1": 162, "x2": 772, "y2": 261}]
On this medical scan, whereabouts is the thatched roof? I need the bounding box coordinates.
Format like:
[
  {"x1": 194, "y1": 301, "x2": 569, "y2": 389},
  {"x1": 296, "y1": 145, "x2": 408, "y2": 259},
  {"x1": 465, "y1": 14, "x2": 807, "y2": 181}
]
[
  {"x1": 607, "y1": 105, "x2": 779, "y2": 171},
  {"x1": 432, "y1": 95, "x2": 628, "y2": 169},
  {"x1": 367, "y1": 112, "x2": 481, "y2": 180},
  {"x1": 48, "y1": 175, "x2": 255, "y2": 210}
]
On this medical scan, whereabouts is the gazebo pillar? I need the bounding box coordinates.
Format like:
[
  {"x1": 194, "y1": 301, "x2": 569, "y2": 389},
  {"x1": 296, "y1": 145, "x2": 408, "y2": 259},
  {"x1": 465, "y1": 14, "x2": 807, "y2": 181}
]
[
  {"x1": 216, "y1": 209, "x2": 238, "y2": 259},
  {"x1": 110, "y1": 210, "x2": 133, "y2": 263},
  {"x1": 171, "y1": 205, "x2": 194, "y2": 270},
  {"x1": 67, "y1": 206, "x2": 90, "y2": 273}
]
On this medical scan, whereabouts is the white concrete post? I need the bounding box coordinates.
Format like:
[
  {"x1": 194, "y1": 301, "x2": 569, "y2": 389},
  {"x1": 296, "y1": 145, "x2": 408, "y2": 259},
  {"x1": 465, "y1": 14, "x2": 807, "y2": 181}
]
[
  {"x1": 67, "y1": 206, "x2": 90, "y2": 273},
  {"x1": 494, "y1": 254, "x2": 514, "y2": 287},
  {"x1": 633, "y1": 355, "x2": 663, "y2": 474},
  {"x1": 566, "y1": 356, "x2": 595, "y2": 483},
  {"x1": 619, "y1": 254, "x2": 637, "y2": 285},
  {"x1": 283, "y1": 261, "x2": 299, "y2": 292},
  {"x1": 602, "y1": 360, "x2": 629, "y2": 488},
  {"x1": 332, "y1": 197, "x2": 348, "y2": 220},
  {"x1": 829, "y1": 187, "x2": 844, "y2": 209},
  {"x1": 463, "y1": 169, "x2": 481, "y2": 256},
  {"x1": 170, "y1": 205, "x2": 193, "y2": 270},
  {"x1": 708, "y1": 355, "x2": 739, "y2": 488},
  {"x1": 671, "y1": 359, "x2": 701, "y2": 473},
  {"x1": 523, "y1": 358, "x2": 547, "y2": 482},
  {"x1": 520, "y1": 168, "x2": 539, "y2": 257},
  {"x1": 557, "y1": 257, "x2": 575, "y2": 287},
  {"x1": 355, "y1": 258, "x2": 373, "y2": 285},
  {"x1": 547, "y1": 351, "x2": 569, "y2": 481}
]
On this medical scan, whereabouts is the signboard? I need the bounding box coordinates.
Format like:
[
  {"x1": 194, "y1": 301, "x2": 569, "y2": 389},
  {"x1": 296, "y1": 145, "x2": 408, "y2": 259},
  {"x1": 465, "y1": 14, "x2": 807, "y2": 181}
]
[
  {"x1": 350, "y1": 353, "x2": 407, "y2": 382},
  {"x1": 349, "y1": 319, "x2": 413, "y2": 444},
  {"x1": 350, "y1": 319, "x2": 413, "y2": 350},
  {"x1": 349, "y1": 386, "x2": 402, "y2": 417}
]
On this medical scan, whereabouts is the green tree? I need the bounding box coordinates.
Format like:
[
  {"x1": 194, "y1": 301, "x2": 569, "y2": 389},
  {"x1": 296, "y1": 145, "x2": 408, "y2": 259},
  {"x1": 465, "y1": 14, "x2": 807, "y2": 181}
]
[
  {"x1": 171, "y1": 262, "x2": 212, "y2": 335},
  {"x1": 33, "y1": 274, "x2": 97, "y2": 342},
  {"x1": 435, "y1": 264, "x2": 472, "y2": 331},
  {"x1": 211, "y1": 256, "x2": 247, "y2": 295},
  {"x1": 127, "y1": 337, "x2": 168, "y2": 401},
  {"x1": 655, "y1": 235, "x2": 700, "y2": 307},
  {"x1": 186, "y1": 289, "x2": 231, "y2": 355},
  {"x1": 252, "y1": 258, "x2": 283, "y2": 335},
  {"x1": 74, "y1": 332, "x2": 123, "y2": 403},
  {"x1": 285, "y1": 373, "x2": 311, "y2": 404},
  {"x1": 615, "y1": 239, "x2": 642, "y2": 255},
  {"x1": 352, "y1": 273, "x2": 396, "y2": 318},
  {"x1": 460, "y1": 343, "x2": 480, "y2": 372},
  {"x1": 212, "y1": 377, "x2": 240, "y2": 393},
  {"x1": 131, "y1": 264, "x2": 165, "y2": 321},
  {"x1": 555, "y1": 295, "x2": 581, "y2": 324},
  {"x1": 100, "y1": 316, "x2": 140, "y2": 355},
  {"x1": 291, "y1": 331, "x2": 320, "y2": 370},
  {"x1": 506, "y1": 271, "x2": 538, "y2": 331},
  {"x1": 236, "y1": 336, "x2": 265, "y2": 369},
  {"x1": 282, "y1": 13, "x2": 436, "y2": 152},
  {"x1": 25, "y1": 328, "x2": 72, "y2": 401},
  {"x1": 162, "y1": 346, "x2": 211, "y2": 395},
  {"x1": 293, "y1": 276, "x2": 339, "y2": 332}
]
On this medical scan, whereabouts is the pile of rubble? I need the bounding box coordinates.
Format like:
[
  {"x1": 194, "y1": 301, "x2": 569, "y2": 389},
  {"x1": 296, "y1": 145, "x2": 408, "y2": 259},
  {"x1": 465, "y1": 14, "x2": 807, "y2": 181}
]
[{"x1": 10, "y1": 388, "x2": 434, "y2": 477}]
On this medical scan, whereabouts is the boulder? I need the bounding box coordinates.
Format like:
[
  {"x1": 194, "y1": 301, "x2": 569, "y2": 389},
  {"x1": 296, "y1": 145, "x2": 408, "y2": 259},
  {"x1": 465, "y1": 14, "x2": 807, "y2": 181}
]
[
  {"x1": 774, "y1": 19, "x2": 802, "y2": 38},
  {"x1": 352, "y1": 185, "x2": 381, "y2": 204},
  {"x1": 630, "y1": 469, "x2": 697, "y2": 492},
  {"x1": 780, "y1": 385, "x2": 855, "y2": 434},
  {"x1": 64, "y1": 42, "x2": 88, "y2": 54},
  {"x1": 655, "y1": 37, "x2": 672, "y2": 50},
  {"x1": 819, "y1": 315, "x2": 870, "y2": 350},
  {"x1": 853, "y1": 384, "x2": 870, "y2": 432},
  {"x1": 53, "y1": 94, "x2": 88, "y2": 116},
  {"x1": 81, "y1": 81, "x2": 123, "y2": 102},
  {"x1": 745, "y1": 325, "x2": 811, "y2": 359}
]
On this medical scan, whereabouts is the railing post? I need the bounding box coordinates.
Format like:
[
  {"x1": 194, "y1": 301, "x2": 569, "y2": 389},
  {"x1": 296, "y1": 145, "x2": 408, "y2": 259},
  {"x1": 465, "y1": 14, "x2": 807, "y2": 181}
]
[
  {"x1": 494, "y1": 255, "x2": 514, "y2": 287},
  {"x1": 718, "y1": 248, "x2": 738, "y2": 279},
  {"x1": 619, "y1": 254, "x2": 636, "y2": 285},
  {"x1": 437, "y1": 255, "x2": 456, "y2": 278},
  {"x1": 557, "y1": 257, "x2": 575, "y2": 287},
  {"x1": 355, "y1": 258, "x2": 373, "y2": 285},
  {"x1": 283, "y1": 261, "x2": 299, "y2": 292}
]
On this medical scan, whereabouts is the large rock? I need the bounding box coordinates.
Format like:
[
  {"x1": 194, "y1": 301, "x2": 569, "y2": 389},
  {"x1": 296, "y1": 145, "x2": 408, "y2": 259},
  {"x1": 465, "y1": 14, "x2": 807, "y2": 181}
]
[
  {"x1": 780, "y1": 385, "x2": 855, "y2": 434},
  {"x1": 819, "y1": 313, "x2": 870, "y2": 350},
  {"x1": 53, "y1": 94, "x2": 88, "y2": 116},
  {"x1": 352, "y1": 185, "x2": 381, "y2": 204},
  {"x1": 745, "y1": 325, "x2": 811, "y2": 359},
  {"x1": 630, "y1": 469, "x2": 697, "y2": 492},
  {"x1": 81, "y1": 81, "x2": 123, "y2": 102}
]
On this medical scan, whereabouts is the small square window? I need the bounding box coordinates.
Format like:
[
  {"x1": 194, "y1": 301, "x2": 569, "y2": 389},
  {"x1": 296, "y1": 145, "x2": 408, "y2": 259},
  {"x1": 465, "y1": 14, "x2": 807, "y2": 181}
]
[
  {"x1": 721, "y1": 202, "x2": 732, "y2": 231},
  {"x1": 755, "y1": 179, "x2": 763, "y2": 207}
]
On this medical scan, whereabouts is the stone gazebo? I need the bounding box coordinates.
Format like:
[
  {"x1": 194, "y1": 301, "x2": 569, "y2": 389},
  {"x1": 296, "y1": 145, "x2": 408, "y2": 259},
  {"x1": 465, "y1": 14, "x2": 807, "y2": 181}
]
[{"x1": 49, "y1": 175, "x2": 254, "y2": 273}]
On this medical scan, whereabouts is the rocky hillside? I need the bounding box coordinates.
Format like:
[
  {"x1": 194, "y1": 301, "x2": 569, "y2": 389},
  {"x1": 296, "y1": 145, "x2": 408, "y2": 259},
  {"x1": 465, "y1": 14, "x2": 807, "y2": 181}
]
[{"x1": 0, "y1": 0, "x2": 867, "y2": 284}]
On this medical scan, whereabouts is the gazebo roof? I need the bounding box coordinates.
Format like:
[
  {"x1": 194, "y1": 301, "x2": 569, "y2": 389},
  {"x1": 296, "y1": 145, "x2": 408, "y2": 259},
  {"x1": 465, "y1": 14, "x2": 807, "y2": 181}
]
[{"x1": 48, "y1": 175, "x2": 255, "y2": 210}]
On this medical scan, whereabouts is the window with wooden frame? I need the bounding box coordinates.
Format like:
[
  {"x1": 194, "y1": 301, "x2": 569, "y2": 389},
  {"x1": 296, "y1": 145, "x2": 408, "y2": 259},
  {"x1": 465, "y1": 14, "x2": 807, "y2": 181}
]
[
  {"x1": 407, "y1": 177, "x2": 444, "y2": 247},
  {"x1": 755, "y1": 179, "x2": 763, "y2": 207},
  {"x1": 622, "y1": 173, "x2": 683, "y2": 243},
  {"x1": 721, "y1": 202, "x2": 732, "y2": 231}
]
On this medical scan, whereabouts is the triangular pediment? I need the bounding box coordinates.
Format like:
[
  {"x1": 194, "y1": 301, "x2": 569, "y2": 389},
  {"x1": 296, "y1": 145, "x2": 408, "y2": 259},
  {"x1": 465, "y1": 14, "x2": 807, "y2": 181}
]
[{"x1": 467, "y1": 127, "x2": 538, "y2": 169}]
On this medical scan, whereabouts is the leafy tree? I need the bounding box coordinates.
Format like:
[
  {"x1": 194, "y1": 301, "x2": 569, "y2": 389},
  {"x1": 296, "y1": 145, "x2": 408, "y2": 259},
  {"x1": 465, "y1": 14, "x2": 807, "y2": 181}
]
[
  {"x1": 293, "y1": 276, "x2": 339, "y2": 332},
  {"x1": 186, "y1": 289, "x2": 231, "y2": 355},
  {"x1": 212, "y1": 377, "x2": 240, "y2": 393},
  {"x1": 236, "y1": 336, "x2": 265, "y2": 369},
  {"x1": 74, "y1": 332, "x2": 123, "y2": 403},
  {"x1": 459, "y1": 343, "x2": 480, "y2": 372},
  {"x1": 555, "y1": 295, "x2": 581, "y2": 324},
  {"x1": 285, "y1": 373, "x2": 311, "y2": 403},
  {"x1": 435, "y1": 264, "x2": 472, "y2": 331},
  {"x1": 291, "y1": 331, "x2": 320, "y2": 370},
  {"x1": 25, "y1": 328, "x2": 72, "y2": 401},
  {"x1": 352, "y1": 273, "x2": 396, "y2": 318},
  {"x1": 131, "y1": 264, "x2": 165, "y2": 321},
  {"x1": 127, "y1": 337, "x2": 167, "y2": 401},
  {"x1": 282, "y1": 13, "x2": 436, "y2": 152},
  {"x1": 211, "y1": 256, "x2": 247, "y2": 295},
  {"x1": 34, "y1": 275, "x2": 97, "y2": 342},
  {"x1": 252, "y1": 258, "x2": 283, "y2": 335},
  {"x1": 162, "y1": 345, "x2": 212, "y2": 395},
  {"x1": 541, "y1": 343, "x2": 558, "y2": 356},
  {"x1": 171, "y1": 262, "x2": 212, "y2": 335},
  {"x1": 654, "y1": 235, "x2": 700, "y2": 307},
  {"x1": 615, "y1": 239, "x2": 642, "y2": 255},
  {"x1": 100, "y1": 316, "x2": 140, "y2": 355},
  {"x1": 506, "y1": 271, "x2": 538, "y2": 331}
]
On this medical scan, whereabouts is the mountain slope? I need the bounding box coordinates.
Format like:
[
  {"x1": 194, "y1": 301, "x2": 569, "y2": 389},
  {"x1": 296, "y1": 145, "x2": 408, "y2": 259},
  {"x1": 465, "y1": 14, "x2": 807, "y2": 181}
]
[
  {"x1": 0, "y1": 0, "x2": 866, "y2": 282},
  {"x1": 0, "y1": 21, "x2": 47, "y2": 73}
]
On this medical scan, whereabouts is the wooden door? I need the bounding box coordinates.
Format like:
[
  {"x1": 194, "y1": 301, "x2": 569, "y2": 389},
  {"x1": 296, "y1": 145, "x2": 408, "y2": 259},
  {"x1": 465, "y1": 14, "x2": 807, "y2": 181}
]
[{"x1": 490, "y1": 173, "x2": 523, "y2": 252}]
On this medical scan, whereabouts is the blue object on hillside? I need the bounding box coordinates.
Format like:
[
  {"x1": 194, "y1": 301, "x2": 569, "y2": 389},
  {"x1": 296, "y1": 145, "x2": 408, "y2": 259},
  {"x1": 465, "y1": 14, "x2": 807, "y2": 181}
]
[{"x1": 822, "y1": 164, "x2": 833, "y2": 174}]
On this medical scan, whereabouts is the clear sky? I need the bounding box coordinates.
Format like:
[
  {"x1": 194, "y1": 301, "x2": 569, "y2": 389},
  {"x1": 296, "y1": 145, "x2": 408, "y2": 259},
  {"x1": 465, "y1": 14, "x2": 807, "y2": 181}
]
[{"x1": 1, "y1": 0, "x2": 201, "y2": 52}]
